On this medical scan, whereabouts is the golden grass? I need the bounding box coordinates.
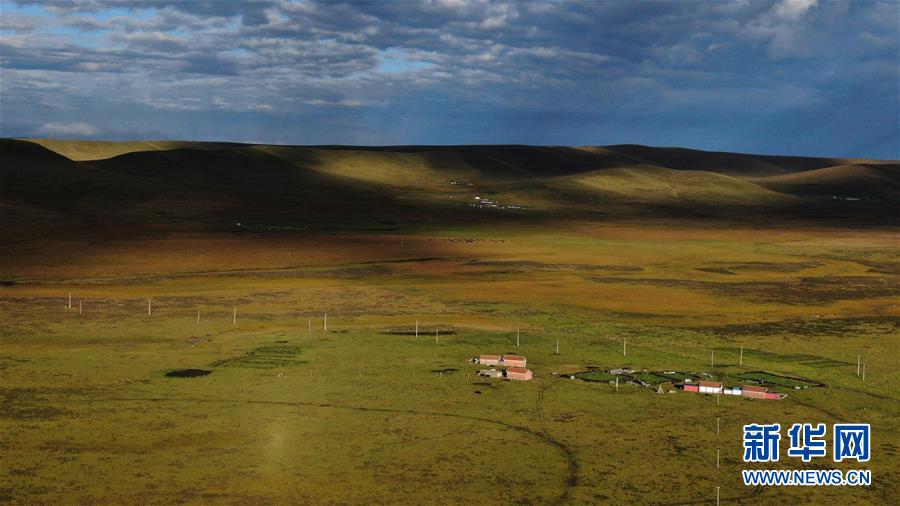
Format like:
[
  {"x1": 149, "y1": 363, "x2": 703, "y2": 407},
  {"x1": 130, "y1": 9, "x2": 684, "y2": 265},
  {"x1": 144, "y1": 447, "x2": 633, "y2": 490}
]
[
  {"x1": 2, "y1": 138, "x2": 898, "y2": 503},
  {"x1": 559, "y1": 165, "x2": 790, "y2": 204},
  {"x1": 23, "y1": 139, "x2": 237, "y2": 161}
]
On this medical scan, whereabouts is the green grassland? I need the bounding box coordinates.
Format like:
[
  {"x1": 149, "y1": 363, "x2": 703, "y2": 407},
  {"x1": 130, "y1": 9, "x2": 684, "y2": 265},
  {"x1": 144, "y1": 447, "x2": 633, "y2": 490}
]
[
  {"x1": 1, "y1": 139, "x2": 899, "y2": 504},
  {"x1": 735, "y1": 371, "x2": 823, "y2": 389},
  {"x1": 574, "y1": 371, "x2": 619, "y2": 382}
]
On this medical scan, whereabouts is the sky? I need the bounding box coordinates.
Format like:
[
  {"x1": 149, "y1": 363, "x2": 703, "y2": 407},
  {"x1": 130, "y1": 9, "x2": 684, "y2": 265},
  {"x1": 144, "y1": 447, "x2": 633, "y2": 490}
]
[{"x1": 0, "y1": 0, "x2": 898, "y2": 158}]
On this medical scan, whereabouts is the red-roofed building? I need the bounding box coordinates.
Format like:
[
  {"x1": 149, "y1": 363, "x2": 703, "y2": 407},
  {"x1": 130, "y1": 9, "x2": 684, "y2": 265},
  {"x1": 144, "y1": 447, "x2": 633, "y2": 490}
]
[
  {"x1": 698, "y1": 381, "x2": 723, "y2": 394},
  {"x1": 681, "y1": 381, "x2": 783, "y2": 400},
  {"x1": 502, "y1": 355, "x2": 527, "y2": 368},
  {"x1": 742, "y1": 385, "x2": 768, "y2": 399},
  {"x1": 506, "y1": 367, "x2": 533, "y2": 381},
  {"x1": 477, "y1": 354, "x2": 502, "y2": 366}
]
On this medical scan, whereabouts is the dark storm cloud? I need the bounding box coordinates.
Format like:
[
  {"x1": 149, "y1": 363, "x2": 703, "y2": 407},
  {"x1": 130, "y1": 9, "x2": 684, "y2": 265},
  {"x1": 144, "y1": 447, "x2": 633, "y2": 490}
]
[{"x1": 1, "y1": 0, "x2": 897, "y2": 158}]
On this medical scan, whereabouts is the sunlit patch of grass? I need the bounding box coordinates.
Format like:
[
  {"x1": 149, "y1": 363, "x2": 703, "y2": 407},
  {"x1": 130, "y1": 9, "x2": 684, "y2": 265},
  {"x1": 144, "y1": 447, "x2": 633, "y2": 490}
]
[{"x1": 1, "y1": 222, "x2": 897, "y2": 504}]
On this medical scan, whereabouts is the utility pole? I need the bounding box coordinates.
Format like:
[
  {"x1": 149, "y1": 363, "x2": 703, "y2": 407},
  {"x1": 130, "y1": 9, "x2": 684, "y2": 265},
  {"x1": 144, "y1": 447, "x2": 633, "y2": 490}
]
[
  {"x1": 623, "y1": 337, "x2": 627, "y2": 357},
  {"x1": 711, "y1": 350, "x2": 715, "y2": 367},
  {"x1": 517, "y1": 329, "x2": 520, "y2": 349},
  {"x1": 415, "y1": 320, "x2": 418, "y2": 340},
  {"x1": 79, "y1": 300, "x2": 83, "y2": 316},
  {"x1": 197, "y1": 311, "x2": 200, "y2": 325},
  {"x1": 739, "y1": 346, "x2": 743, "y2": 367},
  {"x1": 615, "y1": 376, "x2": 619, "y2": 392},
  {"x1": 716, "y1": 449, "x2": 720, "y2": 469},
  {"x1": 857, "y1": 354, "x2": 861, "y2": 376},
  {"x1": 233, "y1": 307, "x2": 237, "y2": 325},
  {"x1": 556, "y1": 337, "x2": 559, "y2": 356},
  {"x1": 717, "y1": 417, "x2": 720, "y2": 435},
  {"x1": 68, "y1": 293, "x2": 72, "y2": 309},
  {"x1": 308, "y1": 319, "x2": 311, "y2": 335},
  {"x1": 324, "y1": 313, "x2": 327, "y2": 332},
  {"x1": 148, "y1": 299, "x2": 152, "y2": 316},
  {"x1": 435, "y1": 329, "x2": 439, "y2": 344}
]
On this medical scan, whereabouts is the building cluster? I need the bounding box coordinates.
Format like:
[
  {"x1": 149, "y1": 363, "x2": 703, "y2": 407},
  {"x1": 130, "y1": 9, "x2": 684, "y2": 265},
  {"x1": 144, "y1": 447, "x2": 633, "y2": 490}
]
[
  {"x1": 469, "y1": 196, "x2": 526, "y2": 210},
  {"x1": 684, "y1": 381, "x2": 785, "y2": 400},
  {"x1": 472, "y1": 354, "x2": 534, "y2": 381},
  {"x1": 471, "y1": 196, "x2": 499, "y2": 208}
]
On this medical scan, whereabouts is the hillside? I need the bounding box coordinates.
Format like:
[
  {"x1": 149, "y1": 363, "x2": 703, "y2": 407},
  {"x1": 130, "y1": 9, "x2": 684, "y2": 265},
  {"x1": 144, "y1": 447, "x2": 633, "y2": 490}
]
[
  {"x1": 751, "y1": 163, "x2": 900, "y2": 199},
  {"x1": 551, "y1": 165, "x2": 791, "y2": 206},
  {"x1": 587, "y1": 145, "x2": 842, "y2": 176},
  {"x1": 2, "y1": 139, "x2": 897, "y2": 237},
  {"x1": 22, "y1": 139, "x2": 243, "y2": 161}
]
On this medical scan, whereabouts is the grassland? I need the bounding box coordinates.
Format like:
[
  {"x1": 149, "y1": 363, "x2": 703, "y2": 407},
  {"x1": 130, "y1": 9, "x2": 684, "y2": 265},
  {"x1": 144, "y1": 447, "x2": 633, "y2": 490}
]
[
  {"x1": 575, "y1": 371, "x2": 619, "y2": 382},
  {"x1": 1, "y1": 139, "x2": 898, "y2": 504}
]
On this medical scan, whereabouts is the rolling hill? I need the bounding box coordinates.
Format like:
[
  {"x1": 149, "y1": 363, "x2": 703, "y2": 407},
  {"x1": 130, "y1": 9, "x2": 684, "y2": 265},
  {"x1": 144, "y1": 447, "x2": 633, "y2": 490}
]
[
  {"x1": 2, "y1": 139, "x2": 897, "y2": 237},
  {"x1": 22, "y1": 138, "x2": 242, "y2": 162},
  {"x1": 582, "y1": 144, "x2": 849, "y2": 176},
  {"x1": 751, "y1": 163, "x2": 900, "y2": 199}
]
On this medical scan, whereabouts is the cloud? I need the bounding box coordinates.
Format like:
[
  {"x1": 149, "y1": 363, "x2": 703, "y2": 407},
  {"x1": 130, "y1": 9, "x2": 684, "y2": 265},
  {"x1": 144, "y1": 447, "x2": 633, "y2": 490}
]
[
  {"x1": 37, "y1": 121, "x2": 100, "y2": 137},
  {"x1": 741, "y1": 0, "x2": 826, "y2": 59},
  {"x1": 773, "y1": 0, "x2": 817, "y2": 20},
  {"x1": 113, "y1": 31, "x2": 190, "y2": 53},
  {"x1": 0, "y1": 0, "x2": 896, "y2": 158},
  {"x1": 0, "y1": 12, "x2": 43, "y2": 33}
]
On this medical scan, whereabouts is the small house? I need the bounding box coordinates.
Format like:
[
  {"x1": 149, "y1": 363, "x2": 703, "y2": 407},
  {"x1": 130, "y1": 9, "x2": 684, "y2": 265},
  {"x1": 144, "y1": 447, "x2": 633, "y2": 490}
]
[
  {"x1": 698, "y1": 381, "x2": 723, "y2": 395},
  {"x1": 477, "y1": 354, "x2": 502, "y2": 366},
  {"x1": 506, "y1": 367, "x2": 533, "y2": 381},
  {"x1": 741, "y1": 385, "x2": 768, "y2": 399},
  {"x1": 683, "y1": 384, "x2": 699, "y2": 392},
  {"x1": 502, "y1": 355, "x2": 527, "y2": 368},
  {"x1": 477, "y1": 368, "x2": 504, "y2": 378}
]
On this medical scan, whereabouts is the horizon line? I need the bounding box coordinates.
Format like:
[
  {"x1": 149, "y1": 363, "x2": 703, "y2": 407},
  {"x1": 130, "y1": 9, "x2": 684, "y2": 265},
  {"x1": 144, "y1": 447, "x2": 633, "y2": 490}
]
[{"x1": 8, "y1": 137, "x2": 896, "y2": 162}]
